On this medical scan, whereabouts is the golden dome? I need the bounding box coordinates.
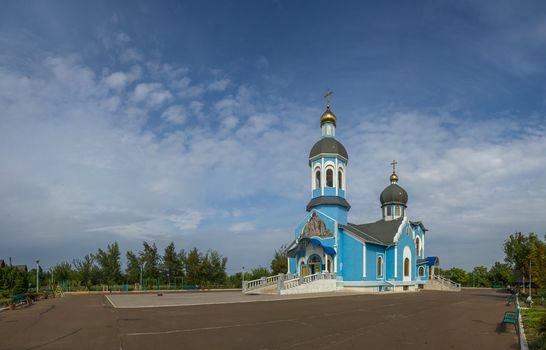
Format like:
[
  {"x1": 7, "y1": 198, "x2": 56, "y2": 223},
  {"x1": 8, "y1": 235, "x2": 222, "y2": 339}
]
[
  {"x1": 390, "y1": 173, "x2": 398, "y2": 183},
  {"x1": 320, "y1": 106, "x2": 337, "y2": 126}
]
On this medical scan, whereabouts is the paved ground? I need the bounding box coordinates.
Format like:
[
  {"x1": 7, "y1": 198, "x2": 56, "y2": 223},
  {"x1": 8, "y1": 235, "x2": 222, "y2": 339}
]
[
  {"x1": 0, "y1": 289, "x2": 519, "y2": 350},
  {"x1": 106, "y1": 290, "x2": 354, "y2": 308}
]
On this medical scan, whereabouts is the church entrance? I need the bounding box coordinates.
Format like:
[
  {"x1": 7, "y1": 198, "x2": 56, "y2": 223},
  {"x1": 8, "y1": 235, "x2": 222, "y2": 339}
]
[
  {"x1": 301, "y1": 264, "x2": 307, "y2": 277},
  {"x1": 308, "y1": 254, "x2": 322, "y2": 275}
]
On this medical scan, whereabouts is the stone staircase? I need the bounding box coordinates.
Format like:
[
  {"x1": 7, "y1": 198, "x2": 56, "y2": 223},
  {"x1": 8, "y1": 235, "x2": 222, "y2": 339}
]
[
  {"x1": 243, "y1": 272, "x2": 337, "y2": 295},
  {"x1": 424, "y1": 275, "x2": 461, "y2": 291}
]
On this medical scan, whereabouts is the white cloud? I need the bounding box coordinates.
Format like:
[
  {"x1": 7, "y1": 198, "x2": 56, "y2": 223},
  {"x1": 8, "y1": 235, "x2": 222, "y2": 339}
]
[
  {"x1": 132, "y1": 82, "x2": 172, "y2": 107},
  {"x1": 229, "y1": 222, "x2": 255, "y2": 232},
  {"x1": 161, "y1": 105, "x2": 187, "y2": 125},
  {"x1": 208, "y1": 79, "x2": 230, "y2": 91}
]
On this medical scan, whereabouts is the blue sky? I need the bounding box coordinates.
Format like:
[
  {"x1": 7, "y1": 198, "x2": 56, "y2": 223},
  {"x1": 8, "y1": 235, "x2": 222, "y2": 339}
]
[{"x1": 1, "y1": 1, "x2": 546, "y2": 273}]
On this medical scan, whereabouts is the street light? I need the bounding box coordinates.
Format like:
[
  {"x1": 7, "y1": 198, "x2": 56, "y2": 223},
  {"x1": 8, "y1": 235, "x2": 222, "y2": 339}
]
[
  {"x1": 140, "y1": 261, "x2": 147, "y2": 291},
  {"x1": 36, "y1": 260, "x2": 40, "y2": 293}
]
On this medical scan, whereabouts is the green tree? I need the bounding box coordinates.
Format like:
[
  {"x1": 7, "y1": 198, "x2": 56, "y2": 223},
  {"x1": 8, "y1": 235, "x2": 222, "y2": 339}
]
[
  {"x1": 140, "y1": 242, "x2": 161, "y2": 284},
  {"x1": 73, "y1": 254, "x2": 97, "y2": 289},
  {"x1": 96, "y1": 242, "x2": 122, "y2": 286},
  {"x1": 470, "y1": 266, "x2": 491, "y2": 287},
  {"x1": 249, "y1": 267, "x2": 270, "y2": 280},
  {"x1": 270, "y1": 244, "x2": 288, "y2": 274},
  {"x1": 440, "y1": 267, "x2": 469, "y2": 286},
  {"x1": 202, "y1": 250, "x2": 227, "y2": 286},
  {"x1": 125, "y1": 251, "x2": 141, "y2": 284},
  {"x1": 184, "y1": 248, "x2": 202, "y2": 285},
  {"x1": 489, "y1": 261, "x2": 513, "y2": 287},
  {"x1": 162, "y1": 242, "x2": 183, "y2": 284},
  {"x1": 52, "y1": 262, "x2": 73, "y2": 284},
  {"x1": 504, "y1": 232, "x2": 546, "y2": 289}
]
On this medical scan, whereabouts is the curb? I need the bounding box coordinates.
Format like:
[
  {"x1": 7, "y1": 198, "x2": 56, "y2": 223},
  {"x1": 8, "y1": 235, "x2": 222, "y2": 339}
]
[{"x1": 518, "y1": 311, "x2": 529, "y2": 350}]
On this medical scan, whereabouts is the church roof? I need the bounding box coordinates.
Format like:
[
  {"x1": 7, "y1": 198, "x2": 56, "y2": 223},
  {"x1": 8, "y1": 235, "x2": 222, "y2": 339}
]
[
  {"x1": 308, "y1": 138, "x2": 348, "y2": 165},
  {"x1": 306, "y1": 196, "x2": 351, "y2": 212},
  {"x1": 342, "y1": 217, "x2": 404, "y2": 245}
]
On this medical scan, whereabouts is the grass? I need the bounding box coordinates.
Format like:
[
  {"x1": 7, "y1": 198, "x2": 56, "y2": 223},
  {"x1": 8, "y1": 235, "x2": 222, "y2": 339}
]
[{"x1": 521, "y1": 305, "x2": 546, "y2": 350}]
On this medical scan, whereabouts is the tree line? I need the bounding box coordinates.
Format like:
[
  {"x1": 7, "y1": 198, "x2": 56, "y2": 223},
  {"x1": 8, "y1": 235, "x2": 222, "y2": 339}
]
[{"x1": 439, "y1": 232, "x2": 546, "y2": 289}]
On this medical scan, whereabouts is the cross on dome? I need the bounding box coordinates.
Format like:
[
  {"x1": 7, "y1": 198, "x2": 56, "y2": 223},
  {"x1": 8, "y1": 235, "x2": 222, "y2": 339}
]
[
  {"x1": 324, "y1": 89, "x2": 332, "y2": 108},
  {"x1": 390, "y1": 160, "x2": 399, "y2": 183}
]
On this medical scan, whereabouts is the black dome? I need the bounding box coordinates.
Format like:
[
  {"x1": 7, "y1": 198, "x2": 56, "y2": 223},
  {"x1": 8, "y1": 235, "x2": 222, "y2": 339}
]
[
  {"x1": 309, "y1": 138, "x2": 348, "y2": 164},
  {"x1": 380, "y1": 183, "x2": 408, "y2": 207}
]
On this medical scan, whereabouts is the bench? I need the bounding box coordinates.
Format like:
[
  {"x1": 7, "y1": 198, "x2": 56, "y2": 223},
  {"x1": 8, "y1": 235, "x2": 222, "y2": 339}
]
[
  {"x1": 502, "y1": 305, "x2": 519, "y2": 331},
  {"x1": 10, "y1": 294, "x2": 27, "y2": 305},
  {"x1": 506, "y1": 293, "x2": 517, "y2": 305}
]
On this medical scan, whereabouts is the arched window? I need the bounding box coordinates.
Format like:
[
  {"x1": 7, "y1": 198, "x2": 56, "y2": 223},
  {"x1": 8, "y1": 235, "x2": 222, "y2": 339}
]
[
  {"x1": 404, "y1": 258, "x2": 410, "y2": 277},
  {"x1": 377, "y1": 256, "x2": 383, "y2": 277},
  {"x1": 418, "y1": 266, "x2": 425, "y2": 277},
  {"x1": 415, "y1": 237, "x2": 420, "y2": 256},
  {"x1": 326, "y1": 169, "x2": 333, "y2": 187},
  {"x1": 406, "y1": 226, "x2": 409, "y2": 236},
  {"x1": 327, "y1": 259, "x2": 331, "y2": 272},
  {"x1": 338, "y1": 170, "x2": 343, "y2": 189},
  {"x1": 315, "y1": 170, "x2": 321, "y2": 188}
]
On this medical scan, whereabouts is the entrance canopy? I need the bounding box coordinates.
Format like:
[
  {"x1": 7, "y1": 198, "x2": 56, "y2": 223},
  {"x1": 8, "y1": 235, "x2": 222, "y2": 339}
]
[
  {"x1": 425, "y1": 256, "x2": 440, "y2": 267},
  {"x1": 287, "y1": 237, "x2": 336, "y2": 258}
]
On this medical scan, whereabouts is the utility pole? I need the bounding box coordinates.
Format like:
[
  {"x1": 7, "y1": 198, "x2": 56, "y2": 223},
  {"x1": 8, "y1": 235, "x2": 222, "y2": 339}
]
[
  {"x1": 36, "y1": 260, "x2": 40, "y2": 293},
  {"x1": 140, "y1": 261, "x2": 147, "y2": 291},
  {"x1": 529, "y1": 259, "x2": 532, "y2": 299}
]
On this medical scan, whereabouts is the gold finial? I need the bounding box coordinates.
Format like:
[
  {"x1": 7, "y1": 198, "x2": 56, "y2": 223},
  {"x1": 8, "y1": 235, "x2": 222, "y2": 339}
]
[
  {"x1": 320, "y1": 90, "x2": 337, "y2": 126},
  {"x1": 324, "y1": 89, "x2": 332, "y2": 108},
  {"x1": 390, "y1": 160, "x2": 398, "y2": 183}
]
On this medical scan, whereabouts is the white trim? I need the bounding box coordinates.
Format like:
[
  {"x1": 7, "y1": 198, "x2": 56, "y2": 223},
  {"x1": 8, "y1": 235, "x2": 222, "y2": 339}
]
[
  {"x1": 376, "y1": 253, "x2": 384, "y2": 280},
  {"x1": 335, "y1": 158, "x2": 339, "y2": 196},
  {"x1": 321, "y1": 158, "x2": 324, "y2": 196},
  {"x1": 309, "y1": 154, "x2": 348, "y2": 164},
  {"x1": 324, "y1": 162, "x2": 335, "y2": 188},
  {"x1": 394, "y1": 245, "x2": 398, "y2": 278},
  {"x1": 392, "y1": 216, "x2": 409, "y2": 243},
  {"x1": 362, "y1": 243, "x2": 366, "y2": 278},
  {"x1": 312, "y1": 164, "x2": 321, "y2": 191},
  {"x1": 403, "y1": 245, "x2": 412, "y2": 282}
]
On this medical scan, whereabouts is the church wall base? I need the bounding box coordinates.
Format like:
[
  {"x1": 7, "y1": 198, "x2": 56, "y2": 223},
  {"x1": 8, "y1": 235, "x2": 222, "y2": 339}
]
[{"x1": 279, "y1": 280, "x2": 337, "y2": 295}]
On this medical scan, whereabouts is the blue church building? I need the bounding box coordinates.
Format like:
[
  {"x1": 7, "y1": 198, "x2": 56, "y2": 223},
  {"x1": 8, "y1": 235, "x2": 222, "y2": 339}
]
[{"x1": 286, "y1": 97, "x2": 435, "y2": 292}]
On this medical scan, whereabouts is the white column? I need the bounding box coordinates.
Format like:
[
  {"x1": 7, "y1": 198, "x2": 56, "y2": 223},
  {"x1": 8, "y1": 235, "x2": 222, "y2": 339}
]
[
  {"x1": 394, "y1": 245, "x2": 398, "y2": 278},
  {"x1": 362, "y1": 243, "x2": 366, "y2": 278}
]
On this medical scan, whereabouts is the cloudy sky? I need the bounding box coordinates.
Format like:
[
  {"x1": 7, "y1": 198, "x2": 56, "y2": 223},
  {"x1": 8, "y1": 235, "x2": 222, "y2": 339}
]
[{"x1": 1, "y1": 1, "x2": 546, "y2": 273}]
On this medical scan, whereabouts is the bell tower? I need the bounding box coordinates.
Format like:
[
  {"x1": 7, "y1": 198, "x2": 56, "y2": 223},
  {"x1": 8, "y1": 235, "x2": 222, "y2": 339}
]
[{"x1": 307, "y1": 91, "x2": 350, "y2": 225}]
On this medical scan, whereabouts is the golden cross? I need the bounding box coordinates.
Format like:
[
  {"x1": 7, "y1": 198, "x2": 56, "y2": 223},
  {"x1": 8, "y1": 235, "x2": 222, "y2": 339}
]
[
  {"x1": 391, "y1": 160, "x2": 398, "y2": 173},
  {"x1": 324, "y1": 89, "x2": 332, "y2": 108}
]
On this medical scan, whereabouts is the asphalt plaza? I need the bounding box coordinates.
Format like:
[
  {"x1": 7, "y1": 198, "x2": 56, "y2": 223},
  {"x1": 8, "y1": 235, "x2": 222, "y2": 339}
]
[{"x1": 0, "y1": 289, "x2": 519, "y2": 349}]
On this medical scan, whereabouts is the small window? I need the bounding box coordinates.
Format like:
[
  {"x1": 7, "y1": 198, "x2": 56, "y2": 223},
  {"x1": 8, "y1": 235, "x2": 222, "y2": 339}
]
[
  {"x1": 404, "y1": 258, "x2": 410, "y2": 277},
  {"x1": 338, "y1": 170, "x2": 343, "y2": 189},
  {"x1": 416, "y1": 237, "x2": 420, "y2": 256},
  {"x1": 418, "y1": 266, "x2": 425, "y2": 277},
  {"x1": 406, "y1": 226, "x2": 409, "y2": 236},
  {"x1": 386, "y1": 206, "x2": 392, "y2": 216},
  {"x1": 395, "y1": 206, "x2": 401, "y2": 217},
  {"x1": 326, "y1": 169, "x2": 333, "y2": 187},
  {"x1": 315, "y1": 170, "x2": 321, "y2": 188},
  {"x1": 377, "y1": 256, "x2": 383, "y2": 277}
]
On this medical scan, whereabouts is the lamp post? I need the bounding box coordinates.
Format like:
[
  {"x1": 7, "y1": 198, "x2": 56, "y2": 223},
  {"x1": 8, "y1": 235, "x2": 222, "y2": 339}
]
[
  {"x1": 140, "y1": 261, "x2": 147, "y2": 291},
  {"x1": 242, "y1": 266, "x2": 245, "y2": 286},
  {"x1": 36, "y1": 260, "x2": 40, "y2": 293},
  {"x1": 529, "y1": 259, "x2": 532, "y2": 300}
]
